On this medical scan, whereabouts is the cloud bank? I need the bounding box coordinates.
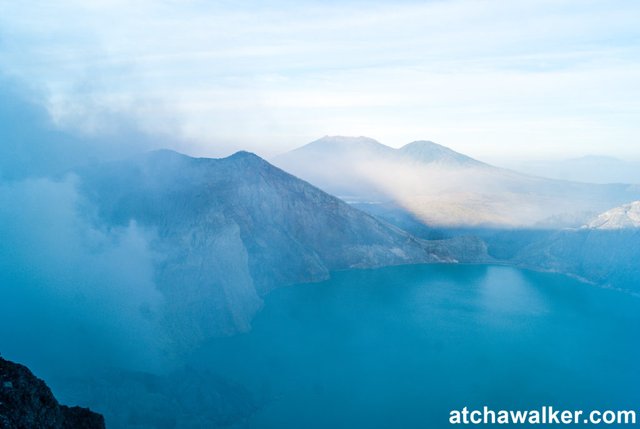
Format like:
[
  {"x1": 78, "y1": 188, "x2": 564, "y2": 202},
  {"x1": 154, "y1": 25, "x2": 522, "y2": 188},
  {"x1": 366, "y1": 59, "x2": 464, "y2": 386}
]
[
  {"x1": 0, "y1": 76, "x2": 167, "y2": 379},
  {"x1": 1, "y1": 0, "x2": 639, "y2": 159},
  {"x1": 0, "y1": 178, "x2": 165, "y2": 376}
]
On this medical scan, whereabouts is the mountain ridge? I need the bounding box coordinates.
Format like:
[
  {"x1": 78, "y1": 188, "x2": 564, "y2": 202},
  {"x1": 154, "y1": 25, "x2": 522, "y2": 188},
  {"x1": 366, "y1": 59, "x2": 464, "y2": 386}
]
[
  {"x1": 280, "y1": 135, "x2": 482, "y2": 166},
  {"x1": 76, "y1": 149, "x2": 486, "y2": 345},
  {"x1": 274, "y1": 136, "x2": 640, "y2": 228},
  {"x1": 398, "y1": 140, "x2": 486, "y2": 166}
]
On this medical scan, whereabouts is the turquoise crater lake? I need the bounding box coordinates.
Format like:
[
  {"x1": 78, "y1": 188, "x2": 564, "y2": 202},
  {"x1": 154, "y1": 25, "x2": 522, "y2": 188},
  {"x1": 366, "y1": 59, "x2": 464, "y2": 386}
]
[{"x1": 194, "y1": 264, "x2": 640, "y2": 428}]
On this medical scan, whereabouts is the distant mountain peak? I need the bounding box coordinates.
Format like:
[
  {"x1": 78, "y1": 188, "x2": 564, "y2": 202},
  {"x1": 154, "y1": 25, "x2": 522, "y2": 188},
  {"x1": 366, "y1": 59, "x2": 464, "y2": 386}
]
[
  {"x1": 585, "y1": 201, "x2": 640, "y2": 230},
  {"x1": 227, "y1": 150, "x2": 268, "y2": 165},
  {"x1": 400, "y1": 140, "x2": 439, "y2": 149},
  {"x1": 292, "y1": 136, "x2": 391, "y2": 155},
  {"x1": 140, "y1": 149, "x2": 270, "y2": 172},
  {"x1": 315, "y1": 135, "x2": 382, "y2": 145},
  {"x1": 280, "y1": 136, "x2": 485, "y2": 167},
  {"x1": 146, "y1": 149, "x2": 264, "y2": 164},
  {"x1": 229, "y1": 150, "x2": 262, "y2": 159},
  {"x1": 399, "y1": 140, "x2": 483, "y2": 166}
]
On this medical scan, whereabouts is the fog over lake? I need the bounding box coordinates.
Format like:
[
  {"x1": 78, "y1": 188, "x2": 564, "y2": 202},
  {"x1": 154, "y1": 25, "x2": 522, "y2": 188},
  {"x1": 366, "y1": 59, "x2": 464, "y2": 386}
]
[{"x1": 41, "y1": 264, "x2": 638, "y2": 428}]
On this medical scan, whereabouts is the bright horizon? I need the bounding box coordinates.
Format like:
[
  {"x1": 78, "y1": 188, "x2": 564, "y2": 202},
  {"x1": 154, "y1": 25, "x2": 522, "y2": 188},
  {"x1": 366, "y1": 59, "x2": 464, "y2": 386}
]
[{"x1": 1, "y1": 0, "x2": 639, "y2": 162}]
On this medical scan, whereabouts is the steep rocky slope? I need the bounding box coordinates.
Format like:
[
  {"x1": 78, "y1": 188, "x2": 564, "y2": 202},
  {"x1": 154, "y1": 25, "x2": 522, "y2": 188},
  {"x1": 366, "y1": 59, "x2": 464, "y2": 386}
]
[
  {"x1": 515, "y1": 202, "x2": 640, "y2": 293},
  {"x1": 77, "y1": 150, "x2": 483, "y2": 344}
]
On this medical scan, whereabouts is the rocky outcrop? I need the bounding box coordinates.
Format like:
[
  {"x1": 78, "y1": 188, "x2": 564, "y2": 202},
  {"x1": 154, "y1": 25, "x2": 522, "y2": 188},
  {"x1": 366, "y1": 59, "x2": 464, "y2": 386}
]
[
  {"x1": 585, "y1": 200, "x2": 640, "y2": 230},
  {"x1": 0, "y1": 355, "x2": 104, "y2": 429},
  {"x1": 515, "y1": 228, "x2": 640, "y2": 293}
]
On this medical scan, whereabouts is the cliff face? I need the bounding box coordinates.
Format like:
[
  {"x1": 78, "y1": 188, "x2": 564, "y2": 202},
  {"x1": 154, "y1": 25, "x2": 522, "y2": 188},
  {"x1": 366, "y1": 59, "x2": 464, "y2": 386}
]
[
  {"x1": 513, "y1": 202, "x2": 640, "y2": 293},
  {"x1": 0, "y1": 356, "x2": 105, "y2": 429},
  {"x1": 515, "y1": 227, "x2": 640, "y2": 293},
  {"x1": 77, "y1": 149, "x2": 470, "y2": 344}
]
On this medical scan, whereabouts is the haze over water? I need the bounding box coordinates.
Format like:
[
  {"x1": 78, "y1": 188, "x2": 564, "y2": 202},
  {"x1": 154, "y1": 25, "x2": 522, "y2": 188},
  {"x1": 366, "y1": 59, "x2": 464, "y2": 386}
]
[{"x1": 185, "y1": 264, "x2": 640, "y2": 428}]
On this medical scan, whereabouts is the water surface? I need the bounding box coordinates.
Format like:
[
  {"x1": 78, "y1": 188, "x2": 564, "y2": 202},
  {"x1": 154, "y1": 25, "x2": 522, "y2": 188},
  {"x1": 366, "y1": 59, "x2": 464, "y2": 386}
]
[{"x1": 194, "y1": 264, "x2": 640, "y2": 428}]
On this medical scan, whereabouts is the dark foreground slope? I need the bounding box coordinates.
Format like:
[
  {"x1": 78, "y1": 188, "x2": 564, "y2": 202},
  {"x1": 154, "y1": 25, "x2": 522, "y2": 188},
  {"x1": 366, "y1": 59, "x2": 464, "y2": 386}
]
[
  {"x1": 77, "y1": 150, "x2": 484, "y2": 344},
  {"x1": 0, "y1": 356, "x2": 104, "y2": 429}
]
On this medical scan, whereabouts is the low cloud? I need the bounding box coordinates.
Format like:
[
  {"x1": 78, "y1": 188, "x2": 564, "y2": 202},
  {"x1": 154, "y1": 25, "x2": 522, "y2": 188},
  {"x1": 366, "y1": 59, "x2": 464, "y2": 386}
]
[
  {"x1": 2, "y1": 1, "x2": 640, "y2": 158},
  {"x1": 0, "y1": 76, "x2": 169, "y2": 378},
  {"x1": 0, "y1": 74, "x2": 176, "y2": 180},
  {"x1": 0, "y1": 177, "x2": 166, "y2": 376}
]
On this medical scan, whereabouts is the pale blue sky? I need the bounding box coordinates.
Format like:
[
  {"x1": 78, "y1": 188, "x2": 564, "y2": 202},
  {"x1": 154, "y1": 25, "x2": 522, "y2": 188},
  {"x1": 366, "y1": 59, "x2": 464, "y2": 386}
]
[{"x1": 1, "y1": 0, "x2": 639, "y2": 160}]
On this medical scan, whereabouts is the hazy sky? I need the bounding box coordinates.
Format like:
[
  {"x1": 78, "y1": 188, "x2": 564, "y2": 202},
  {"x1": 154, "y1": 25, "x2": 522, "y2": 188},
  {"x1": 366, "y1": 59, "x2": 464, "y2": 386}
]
[{"x1": 1, "y1": 0, "x2": 639, "y2": 160}]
